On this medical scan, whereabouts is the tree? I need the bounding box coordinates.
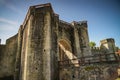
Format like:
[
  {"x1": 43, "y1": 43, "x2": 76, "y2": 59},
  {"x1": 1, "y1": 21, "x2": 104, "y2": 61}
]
[{"x1": 89, "y1": 41, "x2": 96, "y2": 48}]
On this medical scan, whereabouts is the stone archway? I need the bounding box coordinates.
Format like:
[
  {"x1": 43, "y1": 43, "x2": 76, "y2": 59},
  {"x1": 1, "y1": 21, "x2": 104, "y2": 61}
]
[
  {"x1": 58, "y1": 39, "x2": 80, "y2": 80},
  {"x1": 58, "y1": 39, "x2": 72, "y2": 80},
  {"x1": 58, "y1": 39, "x2": 79, "y2": 67},
  {"x1": 58, "y1": 39, "x2": 72, "y2": 61}
]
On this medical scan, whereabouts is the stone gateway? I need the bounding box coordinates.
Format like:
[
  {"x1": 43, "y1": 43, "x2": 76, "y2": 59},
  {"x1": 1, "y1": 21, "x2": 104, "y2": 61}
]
[{"x1": 0, "y1": 3, "x2": 119, "y2": 80}]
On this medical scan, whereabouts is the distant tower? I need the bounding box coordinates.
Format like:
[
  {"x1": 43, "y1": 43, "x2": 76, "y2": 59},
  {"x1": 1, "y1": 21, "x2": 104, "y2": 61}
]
[
  {"x1": 100, "y1": 38, "x2": 116, "y2": 53},
  {"x1": 0, "y1": 39, "x2": 1, "y2": 44}
]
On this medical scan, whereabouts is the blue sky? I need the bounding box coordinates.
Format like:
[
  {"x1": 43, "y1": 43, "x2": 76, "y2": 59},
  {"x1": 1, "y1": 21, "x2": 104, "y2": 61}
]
[{"x1": 0, "y1": 0, "x2": 120, "y2": 47}]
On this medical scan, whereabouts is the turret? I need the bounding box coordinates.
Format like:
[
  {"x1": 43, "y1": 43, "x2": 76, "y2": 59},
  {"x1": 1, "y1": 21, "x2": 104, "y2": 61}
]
[{"x1": 0, "y1": 39, "x2": 1, "y2": 44}]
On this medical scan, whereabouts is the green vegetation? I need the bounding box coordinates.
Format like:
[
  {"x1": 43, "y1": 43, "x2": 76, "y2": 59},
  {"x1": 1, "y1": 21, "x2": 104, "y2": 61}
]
[{"x1": 89, "y1": 41, "x2": 96, "y2": 48}]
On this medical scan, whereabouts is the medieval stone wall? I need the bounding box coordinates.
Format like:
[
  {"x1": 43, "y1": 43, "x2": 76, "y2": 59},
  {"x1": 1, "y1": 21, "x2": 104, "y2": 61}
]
[
  {"x1": 59, "y1": 63, "x2": 119, "y2": 80},
  {"x1": 0, "y1": 34, "x2": 18, "y2": 78},
  {"x1": 0, "y1": 45, "x2": 6, "y2": 62}
]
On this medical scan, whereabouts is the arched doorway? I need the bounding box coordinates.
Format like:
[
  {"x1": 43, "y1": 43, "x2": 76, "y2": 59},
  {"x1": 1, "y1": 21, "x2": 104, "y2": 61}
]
[
  {"x1": 58, "y1": 39, "x2": 79, "y2": 67},
  {"x1": 58, "y1": 39, "x2": 80, "y2": 80},
  {"x1": 58, "y1": 39, "x2": 72, "y2": 61}
]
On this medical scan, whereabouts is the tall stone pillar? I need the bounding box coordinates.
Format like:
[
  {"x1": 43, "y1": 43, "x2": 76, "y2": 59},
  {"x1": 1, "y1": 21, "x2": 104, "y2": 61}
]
[
  {"x1": 21, "y1": 14, "x2": 33, "y2": 80},
  {"x1": 14, "y1": 25, "x2": 23, "y2": 80},
  {"x1": 42, "y1": 12, "x2": 52, "y2": 80},
  {"x1": 72, "y1": 22, "x2": 82, "y2": 58},
  {"x1": 78, "y1": 21, "x2": 91, "y2": 57},
  {"x1": 43, "y1": 11, "x2": 59, "y2": 80},
  {"x1": 75, "y1": 28, "x2": 82, "y2": 58}
]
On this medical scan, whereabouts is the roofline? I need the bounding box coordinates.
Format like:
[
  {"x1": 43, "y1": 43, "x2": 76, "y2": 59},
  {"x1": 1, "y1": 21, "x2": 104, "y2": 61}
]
[{"x1": 22, "y1": 3, "x2": 54, "y2": 29}]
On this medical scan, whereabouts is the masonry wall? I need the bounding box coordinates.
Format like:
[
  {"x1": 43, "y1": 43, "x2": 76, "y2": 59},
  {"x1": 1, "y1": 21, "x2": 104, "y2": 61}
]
[
  {"x1": 0, "y1": 34, "x2": 18, "y2": 78},
  {"x1": 80, "y1": 64, "x2": 118, "y2": 80},
  {"x1": 58, "y1": 20, "x2": 92, "y2": 58},
  {"x1": 72, "y1": 21, "x2": 91, "y2": 58},
  {"x1": 58, "y1": 21, "x2": 92, "y2": 80},
  {"x1": 0, "y1": 45, "x2": 6, "y2": 62},
  {"x1": 58, "y1": 20, "x2": 74, "y2": 54}
]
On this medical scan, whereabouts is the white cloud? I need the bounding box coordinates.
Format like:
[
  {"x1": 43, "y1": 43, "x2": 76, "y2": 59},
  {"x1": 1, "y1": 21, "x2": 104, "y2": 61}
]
[
  {"x1": 0, "y1": 23, "x2": 19, "y2": 44},
  {"x1": 0, "y1": 17, "x2": 18, "y2": 25},
  {"x1": 0, "y1": 0, "x2": 22, "y2": 14}
]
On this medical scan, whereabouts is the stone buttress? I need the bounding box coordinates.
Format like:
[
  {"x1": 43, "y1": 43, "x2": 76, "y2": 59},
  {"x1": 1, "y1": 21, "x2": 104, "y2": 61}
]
[{"x1": 16, "y1": 3, "x2": 59, "y2": 80}]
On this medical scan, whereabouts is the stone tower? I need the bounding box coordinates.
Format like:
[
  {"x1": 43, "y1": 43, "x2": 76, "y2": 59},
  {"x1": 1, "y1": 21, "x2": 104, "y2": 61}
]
[
  {"x1": 100, "y1": 38, "x2": 116, "y2": 53},
  {"x1": 0, "y1": 39, "x2": 1, "y2": 44},
  {"x1": 15, "y1": 3, "x2": 59, "y2": 80}
]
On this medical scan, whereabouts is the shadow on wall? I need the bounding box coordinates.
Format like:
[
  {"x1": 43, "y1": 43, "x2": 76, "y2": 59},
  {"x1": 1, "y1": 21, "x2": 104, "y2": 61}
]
[{"x1": 0, "y1": 75, "x2": 14, "y2": 80}]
